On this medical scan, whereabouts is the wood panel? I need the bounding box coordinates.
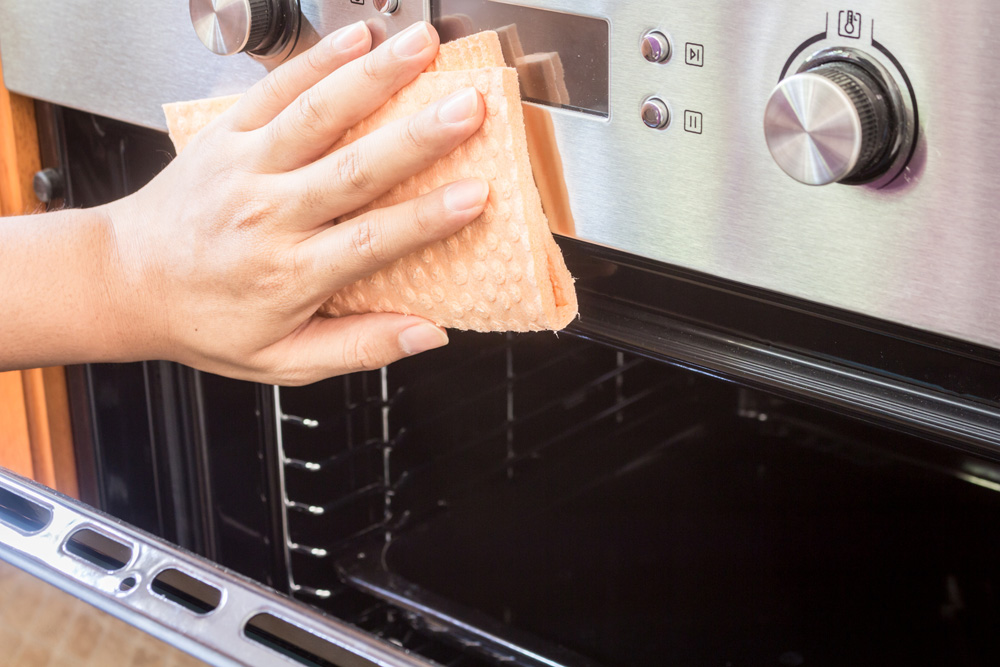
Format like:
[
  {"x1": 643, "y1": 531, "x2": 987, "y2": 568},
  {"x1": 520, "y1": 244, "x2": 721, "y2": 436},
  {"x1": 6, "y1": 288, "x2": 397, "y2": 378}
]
[
  {"x1": 0, "y1": 55, "x2": 41, "y2": 216},
  {"x1": 0, "y1": 372, "x2": 33, "y2": 479},
  {"x1": 1, "y1": 54, "x2": 79, "y2": 496},
  {"x1": 21, "y1": 367, "x2": 79, "y2": 497}
]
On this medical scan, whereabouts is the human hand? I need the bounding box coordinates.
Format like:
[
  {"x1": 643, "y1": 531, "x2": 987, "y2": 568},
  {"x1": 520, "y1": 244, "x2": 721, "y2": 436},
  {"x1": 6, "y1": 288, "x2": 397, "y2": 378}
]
[{"x1": 107, "y1": 21, "x2": 488, "y2": 385}]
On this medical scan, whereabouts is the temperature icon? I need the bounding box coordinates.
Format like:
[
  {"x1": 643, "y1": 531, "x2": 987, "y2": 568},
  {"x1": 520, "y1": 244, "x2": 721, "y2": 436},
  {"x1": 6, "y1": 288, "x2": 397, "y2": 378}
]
[{"x1": 838, "y1": 10, "x2": 862, "y2": 39}]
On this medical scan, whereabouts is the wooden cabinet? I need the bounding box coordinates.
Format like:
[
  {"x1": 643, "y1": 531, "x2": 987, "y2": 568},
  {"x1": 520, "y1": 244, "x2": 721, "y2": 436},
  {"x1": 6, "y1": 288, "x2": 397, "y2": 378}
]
[{"x1": 1, "y1": 54, "x2": 78, "y2": 497}]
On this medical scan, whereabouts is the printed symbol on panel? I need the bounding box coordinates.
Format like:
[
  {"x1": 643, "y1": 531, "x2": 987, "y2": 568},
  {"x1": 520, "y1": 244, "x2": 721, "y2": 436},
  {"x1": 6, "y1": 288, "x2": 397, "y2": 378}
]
[
  {"x1": 838, "y1": 10, "x2": 862, "y2": 39},
  {"x1": 684, "y1": 110, "x2": 703, "y2": 134},
  {"x1": 684, "y1": 43, "x2": 705, "y2": 67}
]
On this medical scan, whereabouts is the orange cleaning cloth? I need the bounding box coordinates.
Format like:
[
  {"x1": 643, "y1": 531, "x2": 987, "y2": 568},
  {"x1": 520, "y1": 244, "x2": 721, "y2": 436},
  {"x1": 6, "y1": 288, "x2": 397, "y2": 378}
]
[{"x1": 163, "y1": 32, "x2": 577, "y2": 332}]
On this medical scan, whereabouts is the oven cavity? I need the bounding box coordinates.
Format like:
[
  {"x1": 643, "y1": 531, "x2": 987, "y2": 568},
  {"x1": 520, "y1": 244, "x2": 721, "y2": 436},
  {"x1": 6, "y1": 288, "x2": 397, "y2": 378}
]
[{"x1": 276, "y1": 332, "x2": 1000, "y2": 667}]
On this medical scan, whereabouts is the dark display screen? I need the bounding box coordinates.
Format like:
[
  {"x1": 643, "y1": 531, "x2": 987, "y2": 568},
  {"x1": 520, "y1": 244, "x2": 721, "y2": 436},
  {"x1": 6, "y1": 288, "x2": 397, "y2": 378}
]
[{"x1": 431, "y1": 0, "x2": 610, "y2": 116}]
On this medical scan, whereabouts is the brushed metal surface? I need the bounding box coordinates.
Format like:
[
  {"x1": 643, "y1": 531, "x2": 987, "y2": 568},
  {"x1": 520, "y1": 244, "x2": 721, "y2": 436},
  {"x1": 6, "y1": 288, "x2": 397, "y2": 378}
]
[
  {"x1": 1, "y1": 1, "x2": 999, "y2": 351},
  {"x1": 0, "y1": 0, "x2": 425, "y2": 126}
]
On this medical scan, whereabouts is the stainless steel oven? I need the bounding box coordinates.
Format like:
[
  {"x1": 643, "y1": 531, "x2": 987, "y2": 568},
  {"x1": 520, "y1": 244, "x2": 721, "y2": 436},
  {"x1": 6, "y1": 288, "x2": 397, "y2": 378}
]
[{"x1": 2, "y1": 1, "x2": 1000, "y2": 666}]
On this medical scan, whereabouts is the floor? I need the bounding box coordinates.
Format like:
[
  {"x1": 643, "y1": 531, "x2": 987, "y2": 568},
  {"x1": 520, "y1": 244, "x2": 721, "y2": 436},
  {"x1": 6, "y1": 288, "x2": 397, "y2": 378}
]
[{"x1": 0, "y1": 560, "x2": 205, "y2": 667}]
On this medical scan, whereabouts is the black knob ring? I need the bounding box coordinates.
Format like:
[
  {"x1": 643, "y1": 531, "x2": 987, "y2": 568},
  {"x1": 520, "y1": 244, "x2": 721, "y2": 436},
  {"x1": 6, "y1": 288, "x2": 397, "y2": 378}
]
[{"x1": 249, "y1": 0, "x2": 301, "y2": 60}]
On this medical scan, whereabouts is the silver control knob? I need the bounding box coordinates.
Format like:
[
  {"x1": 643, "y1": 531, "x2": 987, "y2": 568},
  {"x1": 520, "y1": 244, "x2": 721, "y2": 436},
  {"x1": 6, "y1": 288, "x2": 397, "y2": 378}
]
[
  {"x1": 764, "y1": 61, "x2": 893, "y2": 186},
  {"x1": 190, "y1": 0, "x2": 272, "y2": 56}
]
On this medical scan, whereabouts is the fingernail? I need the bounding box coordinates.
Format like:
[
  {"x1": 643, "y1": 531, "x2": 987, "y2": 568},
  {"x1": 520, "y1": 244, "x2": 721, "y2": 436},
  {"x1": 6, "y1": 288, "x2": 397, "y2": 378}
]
[
  {"x1": 438, "y1": 88, "x2": 480, "y2": 124},
  {"x1": 399, "y1": 323, "x2": 449, "y2": 355},
  {"x1": 391, "y1": 22, "x2": 432, "y2": 58},
  {"x1": 444, "y1": 179, "x2": 489, "y2": 212},
  {"x1": 332, "y1": 21, "x2": 369, "y2": 50}
]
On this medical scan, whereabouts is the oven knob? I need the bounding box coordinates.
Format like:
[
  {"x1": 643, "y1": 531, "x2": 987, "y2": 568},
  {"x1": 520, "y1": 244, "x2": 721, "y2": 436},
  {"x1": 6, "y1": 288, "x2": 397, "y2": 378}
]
[
  {"x1": 190, "y1": 0, "x2": 274, "y2": 56},
  {"x1": 764, "y1": 60, "x2": 894, "y2": 186}
]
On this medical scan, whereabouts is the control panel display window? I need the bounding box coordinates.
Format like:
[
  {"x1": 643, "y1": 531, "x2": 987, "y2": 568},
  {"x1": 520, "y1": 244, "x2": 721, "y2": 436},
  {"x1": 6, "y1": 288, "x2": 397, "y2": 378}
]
[{"x1": 431, "y1": 0, "x2": 610, "y2": 117}]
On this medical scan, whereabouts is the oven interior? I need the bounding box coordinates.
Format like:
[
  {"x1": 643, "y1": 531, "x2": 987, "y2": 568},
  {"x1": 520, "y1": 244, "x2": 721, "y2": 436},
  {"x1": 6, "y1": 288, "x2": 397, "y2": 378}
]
[
  {"x1": 279, "y1": 331, "x2": 1000, "y2": 667},
  {"x1": 49, "y1": 105, "x2": 1000, "y2": 667}
]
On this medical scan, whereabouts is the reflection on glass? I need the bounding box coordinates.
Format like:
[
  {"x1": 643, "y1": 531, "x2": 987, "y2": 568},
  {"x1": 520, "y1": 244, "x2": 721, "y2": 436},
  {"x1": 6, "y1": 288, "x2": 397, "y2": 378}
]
[{"x1": 432, "y1": 0, "x2": 609, "y2": 116}]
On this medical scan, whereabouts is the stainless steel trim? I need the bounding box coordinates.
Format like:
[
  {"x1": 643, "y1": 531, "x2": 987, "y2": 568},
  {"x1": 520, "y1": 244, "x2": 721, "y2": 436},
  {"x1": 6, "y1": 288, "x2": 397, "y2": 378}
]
[
  {"x1": 2, "y1": 1, "x2": 999, "y2": 351},
  {"x1": 0, "y1": 469, "x2": 437, "y2": 667}
]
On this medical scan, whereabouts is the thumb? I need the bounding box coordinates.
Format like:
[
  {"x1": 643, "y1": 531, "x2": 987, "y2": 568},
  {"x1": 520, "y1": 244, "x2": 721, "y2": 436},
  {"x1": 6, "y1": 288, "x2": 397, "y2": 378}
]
[{"x1": 261, "y1": 313, "x2": 449, "y2": 385}]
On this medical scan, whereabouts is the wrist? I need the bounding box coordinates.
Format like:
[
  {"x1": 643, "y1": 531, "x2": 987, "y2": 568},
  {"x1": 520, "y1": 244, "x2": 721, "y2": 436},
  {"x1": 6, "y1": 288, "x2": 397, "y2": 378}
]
[{"x1": 99, "y1": 196, "x2": 168, "y2": 363}]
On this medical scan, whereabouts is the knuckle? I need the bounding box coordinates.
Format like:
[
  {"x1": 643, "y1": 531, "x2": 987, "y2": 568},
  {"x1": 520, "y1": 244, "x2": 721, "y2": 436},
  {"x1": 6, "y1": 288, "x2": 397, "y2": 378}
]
[
  {"x1": 349, "y1": 332, "x2": 386, "y2": 372},
  {"x1": 304, "y1": 44, "x2": 329, "y2": 76},
  {"x1": 401, "y1": 116, "x2": 430, "y2": 153},
  {"x1": 259, "y1": 357, "x2": 310, "y2": 387},
  {"x1": 236, "y1": 187, "x2": 282, "y2": 232},
  {"x1": 299, "y1": 178, "x2": 329, "y2": 216},
  {"x1": 359, "y1": 54, "x2": 382, "y2": 85},
  {"x1": 349, "y1": 217, "x2": 389, "y2": 265},
  {"x1": 412, "y1": 197, "x2": 439, "y2": 238},
  {"x1": 295, "y1": 89, "x2": 328, "y2": 130},
  {"x1": 288, "y1": 246, "x2": 313, "y2": 287},
  {"x1": 247, "y1": 247, "x2": 293, "y2": 297},
  {"x1": 336, "y1": 149, "x2": 373, "y2": 192},
  {"x1": 257, "y1": 74, "x2": 284, "y2": 105},
  {"x1": 252, "y1": 266, "x2": 286, "y2": 299}
]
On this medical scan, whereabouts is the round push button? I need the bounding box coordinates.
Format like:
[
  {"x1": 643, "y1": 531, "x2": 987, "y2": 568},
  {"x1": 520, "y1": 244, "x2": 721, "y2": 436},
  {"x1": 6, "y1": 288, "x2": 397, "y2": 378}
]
[
  {"x1": 640, "y1": 31, "x2": 671, "y2": 63},
  {"x1": 641, "y1": 97, "x2": 670, "y2": 129},
  {"x1": 373, "y1": 0, "x2": 400, "y2": 14}
]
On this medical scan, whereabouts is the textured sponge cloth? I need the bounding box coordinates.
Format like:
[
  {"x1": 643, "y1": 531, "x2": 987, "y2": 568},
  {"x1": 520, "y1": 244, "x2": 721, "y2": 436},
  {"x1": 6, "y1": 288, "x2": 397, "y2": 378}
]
[
  {"x1": 320, "y1": 67, "x2": 577, "y2": 331},
  {"x1": 164, "y1": 94, "x2": 241, "y2": 154},
  {"x1": 163, "y1": 31, "x2": 577, "y2": 332}
]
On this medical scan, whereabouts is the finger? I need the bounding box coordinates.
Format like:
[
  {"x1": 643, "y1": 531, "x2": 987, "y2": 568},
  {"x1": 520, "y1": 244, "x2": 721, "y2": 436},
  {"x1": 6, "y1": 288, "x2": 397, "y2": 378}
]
[
  {"x1": 229, "y1": 21, "x2": 372, "y2": 131},
  {"x1": 260, "y1": 21, "x2": 441, "y2": 170},
  {"x1": 282, "y1": 87, "x2": 485, "y2": 226},
  {"x1": 260, "y1": 314, "x2": 448, "y2": 385},
  {"x1": 296, "y1": 178, "x2": 489, "y2": 296}
]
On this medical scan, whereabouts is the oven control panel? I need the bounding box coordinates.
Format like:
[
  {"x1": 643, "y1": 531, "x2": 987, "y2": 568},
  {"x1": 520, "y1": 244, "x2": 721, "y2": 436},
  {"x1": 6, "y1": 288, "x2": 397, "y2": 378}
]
[{"x1": 0, "y1": 1, "x2": 998, "y2": 351}]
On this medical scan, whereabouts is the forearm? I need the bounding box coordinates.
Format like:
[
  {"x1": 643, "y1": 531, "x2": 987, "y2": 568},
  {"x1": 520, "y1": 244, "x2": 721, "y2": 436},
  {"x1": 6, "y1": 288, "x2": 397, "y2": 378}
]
[{"x1": 0, "y1": 203, "x2": 148, "y2": 370}]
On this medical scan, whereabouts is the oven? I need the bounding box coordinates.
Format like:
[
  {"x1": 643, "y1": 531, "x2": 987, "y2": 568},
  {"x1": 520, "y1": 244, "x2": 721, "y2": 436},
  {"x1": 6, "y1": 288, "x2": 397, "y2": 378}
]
[{"x1": 2, "y1": 1, "x2": 1000, "y2": 666}]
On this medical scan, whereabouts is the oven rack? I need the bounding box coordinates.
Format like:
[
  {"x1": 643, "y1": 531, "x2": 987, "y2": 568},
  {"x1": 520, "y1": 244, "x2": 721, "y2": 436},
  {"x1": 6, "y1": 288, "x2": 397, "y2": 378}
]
[
  {"x1": 0, "y1": 467, "x2": 439, "y2": 667},
  {"x1": 273, "y1": 332, "x2": 680, "y2": 666}
]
